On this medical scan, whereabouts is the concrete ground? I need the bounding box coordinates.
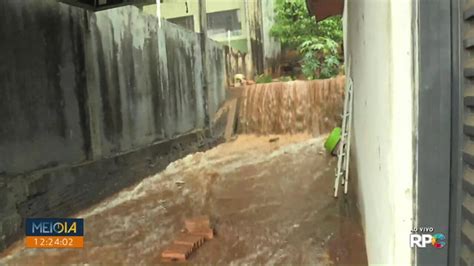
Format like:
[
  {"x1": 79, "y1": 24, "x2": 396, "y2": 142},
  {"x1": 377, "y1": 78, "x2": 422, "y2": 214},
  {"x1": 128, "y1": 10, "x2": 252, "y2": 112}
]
[{"x1": 0, "y1": 134, "x2": 367, "y2": 265}]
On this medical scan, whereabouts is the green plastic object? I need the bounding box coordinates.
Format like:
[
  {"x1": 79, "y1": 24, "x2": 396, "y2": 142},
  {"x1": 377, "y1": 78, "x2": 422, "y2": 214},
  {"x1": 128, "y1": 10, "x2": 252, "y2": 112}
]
[{"x1": 324, "y1": 127, "x2": 342, "y2": 153}]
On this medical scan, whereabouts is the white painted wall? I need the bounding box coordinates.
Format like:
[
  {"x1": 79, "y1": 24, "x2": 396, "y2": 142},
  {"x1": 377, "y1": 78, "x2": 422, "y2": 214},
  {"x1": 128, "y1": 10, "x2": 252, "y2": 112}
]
[{"x1": 345, "y1": 0, "x2": 415, "y2": 264}]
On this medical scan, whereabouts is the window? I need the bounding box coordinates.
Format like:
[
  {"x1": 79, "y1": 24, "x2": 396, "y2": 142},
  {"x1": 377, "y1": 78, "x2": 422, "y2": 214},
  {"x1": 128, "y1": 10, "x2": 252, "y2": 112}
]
[
  {"x1": 168, "y1": 16, "x2": 195, "y2": 32},
  {"x1": 207, "y1": 9, "x2": 242, "y2": 38}
]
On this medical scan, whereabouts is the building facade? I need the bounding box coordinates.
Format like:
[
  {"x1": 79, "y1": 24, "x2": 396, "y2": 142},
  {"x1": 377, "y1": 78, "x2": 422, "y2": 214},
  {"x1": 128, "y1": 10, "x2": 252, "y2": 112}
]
[
  {"x1": 143, "y1": 0, "x2": 281, "y2": 76},
  {"x1": 144, "y1": 0, "x2": 249, "y2": 52}
]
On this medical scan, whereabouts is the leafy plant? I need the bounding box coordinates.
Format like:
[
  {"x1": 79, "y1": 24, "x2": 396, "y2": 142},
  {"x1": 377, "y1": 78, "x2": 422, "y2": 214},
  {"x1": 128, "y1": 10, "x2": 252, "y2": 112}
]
[
  {"x1": 279, "y1": 76, "x2": 293, "y2": 82},
  {"x1": 271, "y1": 0, "x2": 343, "y2": 79},
  {"x1": 256, "y1": 74, "x2": 273, "y2": 84}
]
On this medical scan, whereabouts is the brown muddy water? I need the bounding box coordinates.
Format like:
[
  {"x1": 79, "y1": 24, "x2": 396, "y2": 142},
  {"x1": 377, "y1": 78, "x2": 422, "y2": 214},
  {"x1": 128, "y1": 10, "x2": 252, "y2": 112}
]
[
  {"x1": 238, "y1": 77, "x2": 345, "y2": 135},
  {"x1": 0, "y1": 134, "x2": 367, "y2": 265}
]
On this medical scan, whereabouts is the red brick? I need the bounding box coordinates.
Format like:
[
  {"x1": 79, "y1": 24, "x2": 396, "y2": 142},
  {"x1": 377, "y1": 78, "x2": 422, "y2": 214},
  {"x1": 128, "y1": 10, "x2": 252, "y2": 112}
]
[
  {"x1": 161, "y1": 244, "x2": 192, "y2": 261},
  {"x1": 190, "y1": 228, "x2": 214, "y2": 240},
  {"x1": 184, "y1": 216, "x2": 211, "y2": 232},
  {"x1": 174, "y1": 233, "x2": 205, "y2": 250}
]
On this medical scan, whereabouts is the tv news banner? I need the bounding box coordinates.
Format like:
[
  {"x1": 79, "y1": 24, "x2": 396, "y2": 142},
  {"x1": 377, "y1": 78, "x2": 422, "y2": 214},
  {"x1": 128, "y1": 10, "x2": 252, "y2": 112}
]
[{"x1": 25, "y1": 218, "x2": 84, "y2": 248}]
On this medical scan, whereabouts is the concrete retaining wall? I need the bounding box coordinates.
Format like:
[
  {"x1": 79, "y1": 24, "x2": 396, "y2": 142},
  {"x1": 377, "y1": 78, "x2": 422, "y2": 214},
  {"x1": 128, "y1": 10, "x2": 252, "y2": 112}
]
[
  {"x1": 0, "y1": 1, "x2": 89, "y2": 176},
  {"x1": 85, "y1": 10, "x2": 207, "y2": 157},
  {"x1": 0, "y1": 0, "x2": 226, "y2": 251},
  {"x1": 0, "y1": 0, "x2": 226, "y2": 174},
  {"x1": 206, "y1": 40, "x2": 227, "y2": 121}
]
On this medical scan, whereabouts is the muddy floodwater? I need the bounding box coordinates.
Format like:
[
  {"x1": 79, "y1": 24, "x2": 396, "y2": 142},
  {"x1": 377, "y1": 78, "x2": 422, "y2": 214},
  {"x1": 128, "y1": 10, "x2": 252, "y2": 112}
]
[{"x1": 0, "y1": 134, "x2": 367, "y2": 265}]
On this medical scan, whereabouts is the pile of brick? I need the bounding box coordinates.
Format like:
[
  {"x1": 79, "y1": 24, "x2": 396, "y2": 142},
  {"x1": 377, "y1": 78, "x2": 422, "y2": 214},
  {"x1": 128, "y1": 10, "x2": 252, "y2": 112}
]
[{"x1": 161, "y1": 216, "x2": 214, "y2": 262}]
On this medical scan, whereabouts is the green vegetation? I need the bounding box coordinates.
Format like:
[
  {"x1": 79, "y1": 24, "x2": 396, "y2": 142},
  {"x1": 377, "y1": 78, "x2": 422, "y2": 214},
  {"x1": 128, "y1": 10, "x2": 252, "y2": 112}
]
[
  {"x1": 271, "y1": 0, "x2": 343, "y2": 79},
  {"x1": 256, "y1": 74, "x2": 273, "y2": 84},
  {"x1": 278, "y1": 76, "x2": 293, "y2": 82}
]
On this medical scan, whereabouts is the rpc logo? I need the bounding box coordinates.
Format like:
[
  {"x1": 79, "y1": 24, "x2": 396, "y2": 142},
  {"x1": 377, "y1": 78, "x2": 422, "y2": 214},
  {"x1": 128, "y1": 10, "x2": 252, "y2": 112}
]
[{"x1": 409, "y1": 233, "x2": 446, "y2": 249}]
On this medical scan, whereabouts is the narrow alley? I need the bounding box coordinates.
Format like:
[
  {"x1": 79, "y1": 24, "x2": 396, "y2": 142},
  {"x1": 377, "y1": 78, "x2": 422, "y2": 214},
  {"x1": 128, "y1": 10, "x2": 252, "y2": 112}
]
[{"x1": 5, "y1": 0, "x2": 460, "y2": 264}]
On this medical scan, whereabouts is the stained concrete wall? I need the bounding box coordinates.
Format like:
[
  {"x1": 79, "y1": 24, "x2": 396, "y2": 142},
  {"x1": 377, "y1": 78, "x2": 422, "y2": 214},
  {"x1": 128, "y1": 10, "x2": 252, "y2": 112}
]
[
  {"x1": 260, "y1": 0, "x2": 281, "y2": 73},
  {"x1": 0, "y1": 0, "x2": 226, "y2": 251},
  {"x1": 245, "y1": 0, "x2": 265, "y2": 76},
  {"x1": 206, "y1": 39, "x2": 227, "y2": 120},
  {"x1": 85, "y1": 9, "x2": 207, "y2": 157},
  {"x1": 0, "y1": 1, "x2": 88, "y2": 175},
  {"x1": 345, "y1": 0, "x2": 414, "y2": 264},
  {"x1": 0, "y1": 0, "x2": 226, "y2": 174}
]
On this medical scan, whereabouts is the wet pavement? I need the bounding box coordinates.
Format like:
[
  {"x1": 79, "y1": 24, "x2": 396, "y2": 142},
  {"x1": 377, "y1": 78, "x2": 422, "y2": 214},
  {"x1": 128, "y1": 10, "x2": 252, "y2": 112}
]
[{"x1": 0, "y1": 134, "x2": 367, "y2": 265}]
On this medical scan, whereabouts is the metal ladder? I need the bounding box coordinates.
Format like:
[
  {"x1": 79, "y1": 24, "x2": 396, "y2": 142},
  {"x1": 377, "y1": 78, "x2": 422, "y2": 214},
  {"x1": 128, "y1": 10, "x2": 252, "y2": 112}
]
[{"x1": 334, "y1": 77, "x2": 353, "y2": 198}]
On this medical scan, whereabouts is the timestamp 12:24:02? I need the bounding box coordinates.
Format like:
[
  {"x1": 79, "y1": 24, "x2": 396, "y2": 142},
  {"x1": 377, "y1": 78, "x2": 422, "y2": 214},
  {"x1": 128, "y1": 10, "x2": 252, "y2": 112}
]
[{"x1": 25, "y1": 236, "x2": 84, "y2": 248}]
